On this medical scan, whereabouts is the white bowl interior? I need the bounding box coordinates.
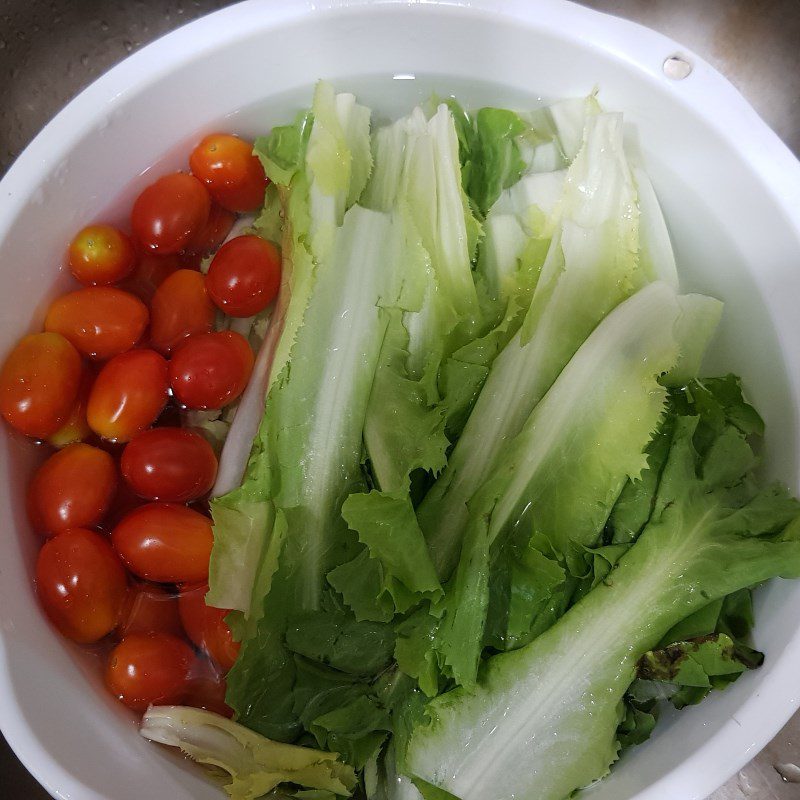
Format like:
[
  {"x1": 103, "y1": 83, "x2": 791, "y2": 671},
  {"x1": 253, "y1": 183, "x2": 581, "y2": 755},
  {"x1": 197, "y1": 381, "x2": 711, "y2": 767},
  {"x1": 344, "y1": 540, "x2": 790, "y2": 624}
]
[{"x1": 2, "y1": 3, "x2": 800, "y2": 799}]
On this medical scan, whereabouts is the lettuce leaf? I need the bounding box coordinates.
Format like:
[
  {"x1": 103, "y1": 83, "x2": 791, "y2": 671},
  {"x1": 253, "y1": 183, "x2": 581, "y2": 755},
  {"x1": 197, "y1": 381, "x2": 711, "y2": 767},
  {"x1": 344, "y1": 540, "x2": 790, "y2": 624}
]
[
  {"x1": 140, "y1": 706, "x2": 357, "y2": 800},
  {"x1": 406, "y1": 397, "x2": 800, "y2": 800}
]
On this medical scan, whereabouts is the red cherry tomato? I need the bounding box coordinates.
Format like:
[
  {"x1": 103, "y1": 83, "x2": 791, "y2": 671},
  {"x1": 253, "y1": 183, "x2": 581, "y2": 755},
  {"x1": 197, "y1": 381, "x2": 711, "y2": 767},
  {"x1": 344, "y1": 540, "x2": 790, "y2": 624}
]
[
  {"x1": 36, "y1": 528, "x2": 129, "y2": 644},
  {"x1": 118, "y1": 582, "x2": 183, "y2": 638},
  {"x1": 178, "y1": 583, "x2": 240, "y2": 672},
  {"x1": 47, "y1": 366, "x2": 93, "y2": 448},
  {"x1": 187, "y1": 203, "x2": 236, "y2": 255},
  {"x1": 0, "y1": 333, "x2": 82, "y2": 438},
  {"x1": 121, "y1": 427, "x2": 218, "y2": 503},
  {"x1": 87, "y1": 349, "x2": 168, "y2": 442},
  {"x1": 184, "y1": 664, "x2": 233, "y2": 718},
  {"x1": 169, "y1": 331, "x2": 254, "y2": 410},
  {"x1": 119, "y1": 252, "x2": 184, "y2": 303},
  {"x1": 112, "y1": 502, "x2": 213, "y2": 583},
  {"x1": 44, "y1": 287, "x2": 149, "y2": 361},
  {"x1": 68, "y1": 224, "x2": 137, "y2": 286},
  {"x1": 149, "y1": 269, "x2": 215, "y2": 355},
  {"x1": 131, "y1": 172, "x2": 211, "y2": 255},
  {"x1": 206, "y1": 235, "x2": 281, "y2": 318},
  {"x1": 189, "y1": 134, "x2": 267, "y2": 213},
  {"x1": 28, "y1": 443, "x2": 117, "y2": 535},
  {"x1": 105, "y1": 632, "x2": 194, "y2": 712}
]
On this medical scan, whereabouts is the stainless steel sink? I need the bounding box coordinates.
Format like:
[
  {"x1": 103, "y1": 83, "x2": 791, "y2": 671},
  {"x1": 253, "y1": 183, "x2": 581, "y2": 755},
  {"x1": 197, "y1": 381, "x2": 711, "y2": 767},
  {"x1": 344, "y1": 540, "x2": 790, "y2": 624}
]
[{"x1": 1, "y1": 1, "x2": 799, "y2": 798}]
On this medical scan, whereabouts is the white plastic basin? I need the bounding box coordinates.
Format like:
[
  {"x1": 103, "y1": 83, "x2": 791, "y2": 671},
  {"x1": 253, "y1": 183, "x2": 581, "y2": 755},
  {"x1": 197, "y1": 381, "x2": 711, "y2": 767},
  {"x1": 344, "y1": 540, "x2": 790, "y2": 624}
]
[{"x1": 1, "y1": 2, "x2": 800, "y2": 799}]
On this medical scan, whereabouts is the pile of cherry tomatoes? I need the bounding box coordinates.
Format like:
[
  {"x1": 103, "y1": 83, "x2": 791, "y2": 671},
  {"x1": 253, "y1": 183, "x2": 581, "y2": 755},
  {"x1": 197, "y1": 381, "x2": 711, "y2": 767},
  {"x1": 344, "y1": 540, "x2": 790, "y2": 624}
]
[{"x1": 0, "y1": 133, "x2": 281, "y2": 715}]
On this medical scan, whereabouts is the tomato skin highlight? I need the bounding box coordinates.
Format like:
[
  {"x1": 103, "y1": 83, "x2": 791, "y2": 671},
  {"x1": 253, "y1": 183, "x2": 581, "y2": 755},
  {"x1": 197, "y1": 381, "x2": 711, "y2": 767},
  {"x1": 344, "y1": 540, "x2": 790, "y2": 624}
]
[
  {"x1": 149, "y1": 269, "x2": 215, "y2": 355},
  {"x1": 189, "y1": 133, "x2": 267, "y2": 213},
  {"x1": 105, "y1": 632, "x2": 194, "y2": 712},
  {"x1": 131, "y1": 172, "x2": 211, "y2": 255},
  {"x1": 206, "y1": 235, "x2": 281, "y2": 317},
  {"x1": 69, "y1": 224, "x2": 137, "y2": 286},
  {"x1": 121, "y1": 427, "x2": 218, "y2": 503},
  {"x1": 87, "y1": 349, "x2": 169, "y2": 442},
  {"x1": 169, "y1": 331, "x2": 254, "y2": 410},
  {"x1": 36, "y1": 527, "x2": 129, "y2": 644},
  {"x1": 0, "y1": 332, "x2": 83, "y2": 438},
  {"x1": 178, "y1": 582, "x2": 240, "y2": 672},
  {"x1": 111, "y1": 502, "x2": 213, "y2": 583},
  {"x1": 28, "y1": 443, "x2": 117, "y2": 535},
  {"x1": 44, "y1": 287, "x2": 149, "y2": 361},
  {"x1": 118, "y1": 582, "x2": 183, "y2": 638}
]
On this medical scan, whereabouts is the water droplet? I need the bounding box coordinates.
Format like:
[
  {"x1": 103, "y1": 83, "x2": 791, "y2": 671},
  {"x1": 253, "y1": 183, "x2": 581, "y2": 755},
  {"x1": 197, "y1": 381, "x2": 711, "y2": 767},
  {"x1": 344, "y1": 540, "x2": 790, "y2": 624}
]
[
  {"x1": 737, "y1": 770, "x2": 754, "y2": 795},
  {"x1": 100, "y1": 20, "x2": 109, "y2": 32},
  {"x1": 0, "y1": 39, "x2": 6, "y2": 50},
  {"x1": 123, "y1": 39, "x2": 133, "y2": 53},
  {"x1": 775, "y1": 763, "x2": 800, "y2": 783},
  {"x1": 80, "y1": 54, "x2": 89, "y2": 68}
]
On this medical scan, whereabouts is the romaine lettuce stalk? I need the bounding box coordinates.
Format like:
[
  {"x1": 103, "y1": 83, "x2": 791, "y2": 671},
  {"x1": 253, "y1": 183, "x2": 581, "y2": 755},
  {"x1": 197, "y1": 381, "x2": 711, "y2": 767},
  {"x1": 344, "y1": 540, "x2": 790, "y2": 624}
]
[
  {"x1": 361, "y1": 104, "x2": 481, "y2": 493},
  {"x1": 407, "y1": 409, "x2": 800, "y2": 800},
  {"x1": 140, "y1": 706, "x2": 357, "y2": 800},
  {"x1": 419, "y1": 111, "x2": 655, "y2": 580},
  {"x1": 432, "y1": 281, "x2": 722, "y2": 686},
  {"x1": 207, "y1": 82, "x2": 371, "y2": 616}
]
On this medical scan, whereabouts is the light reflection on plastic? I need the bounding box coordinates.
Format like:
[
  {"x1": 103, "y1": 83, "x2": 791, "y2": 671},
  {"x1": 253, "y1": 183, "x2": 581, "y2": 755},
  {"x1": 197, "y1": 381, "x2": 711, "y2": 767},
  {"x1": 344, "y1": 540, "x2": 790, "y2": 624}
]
[{"x1": 393, "y1": 73, "x2": 416, "y2": 81}]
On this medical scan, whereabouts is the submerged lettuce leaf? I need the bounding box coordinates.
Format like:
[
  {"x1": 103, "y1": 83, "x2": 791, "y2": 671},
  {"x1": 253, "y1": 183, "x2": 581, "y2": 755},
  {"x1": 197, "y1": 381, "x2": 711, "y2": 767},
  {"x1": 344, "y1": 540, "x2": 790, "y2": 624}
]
[
  {"x1": 140, "y1": 706, "x2": 357, "y2": 800},
  {"x1": 407, "y1": 405, "x2": 800, "y2": 800}
]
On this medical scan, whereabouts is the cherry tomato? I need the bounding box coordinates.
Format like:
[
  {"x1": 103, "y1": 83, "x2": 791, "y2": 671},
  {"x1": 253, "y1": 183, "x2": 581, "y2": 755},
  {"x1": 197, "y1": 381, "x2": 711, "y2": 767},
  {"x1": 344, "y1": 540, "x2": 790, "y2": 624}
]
[
  {"x1": 149, "y1": 269, "x2": 215, "y2": 355},
  {"x1": 169, "y1": 331, "x2": 254, "y2": 410},
  {"x1": 0, "y1": 332, "x2": 82, "y2": 438},
  {"x1": 189, "y1": 133, "x2": 267, "y2": 213},
  {"x1": 119, "y1": 252, "x2": 183, "y2": 303},
  {"x1": 112, "y1": 502, "x2": 213, "y2": 583},
  {"x1": 28, "y1": 443, "x2": 117, "y2": 535},
  {"x1": 87, "y1": 349, "x2": 168, "y2": 442},
  {"x1": 121, "y1": 427, "x2": 218, "y2": 502},
  {"x1": 47, "y1": 366, "x2": 93, "y2": 448},
  {"x1": 187, "y1": 203, "x2": 236, "y2": 255},
  {"x1": 206, "y1": 235, "x2": 281, "y2": 317},
  {"x1": 178, "y1": 583, "x2": 240, "y2": 672},
  {"x1": 184, "y1": 664, "x2": 233, "y2": 718},
  {"x1": 118, "y1": 582, "x2": 183, "y2": 638},
  {"x1": 105, "y1": 632, "x2": 194, "y2": 712},
  {"x1": 68, "y1": 224, "x2": 137, "y2": 286},
  {"x1": 131, "y1": 172, "x2": 211, "y2": 255},
  {"x1": 44, "y1": 287, "x2": 149, "y2": 361},
  {"x1": 36, "y1": 528, "x2": 129, "y2": 643}
]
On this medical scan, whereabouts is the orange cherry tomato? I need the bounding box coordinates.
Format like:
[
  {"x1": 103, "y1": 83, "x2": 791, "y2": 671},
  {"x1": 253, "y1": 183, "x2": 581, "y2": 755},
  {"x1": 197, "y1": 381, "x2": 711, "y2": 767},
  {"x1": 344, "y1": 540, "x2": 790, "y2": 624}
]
[
  {"x1": 189, "y1": 133, "x2": 267, "y2": 213},
  {"x1": 28, "y1": 443, "x2": 117, "y2": 535},
  {"x1": 105, "y1": 632, "x2": 194, "y2": 712},
  {"x1": 68, "y1": 224, "x2": 137, "y2": 286},
  {"x1": 0, "y1": 332, "x2": 82, "y2": 438},
  {"x1": 121, "y1": 427, "x2": 218, "y2": 502},
  {"x1": 187, "y1": 203, "x2": 236, "y2": 255},
  {"x1": 118, "y1": 582, "x2": 183, "y2": 638},
  {"x1": 36, "y1": 527, "x2": 129, "y2": 643},
  {"x1": 149, "y1": 269, "x2": 215, "y2": 355},
  {"x1": 131, "y1": 172, "x2": 211, "y2": 255},
  {"x1": 87, "y1": 349, "x2": 168, "y2": 442},
  {"x1": 169, "y1": 331, "x2": 254, "y2": 410},
  {"x1": 47, "y1": 366, "x2": 93, "y2": 448},
  {"x1": 178, "y1": 583, "x2": 240, "y2": 672},
  {"x1": 44, "y1": 287, "x2": 149, "y2": 361},
  {"x1": 111, "y1": 502, "x2": 213, "y2": 583},
  {"x1": 206, "y1": 235, "x2": 281, "y2": 317}
]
